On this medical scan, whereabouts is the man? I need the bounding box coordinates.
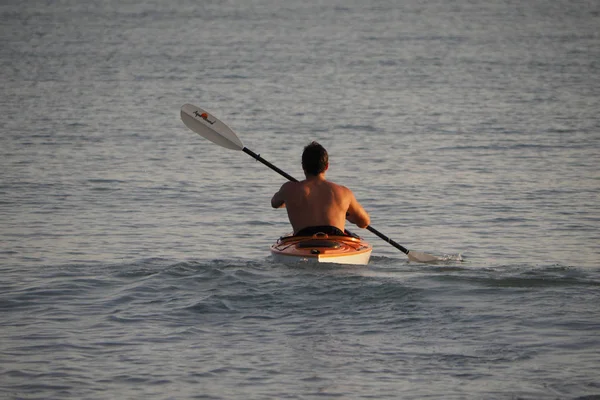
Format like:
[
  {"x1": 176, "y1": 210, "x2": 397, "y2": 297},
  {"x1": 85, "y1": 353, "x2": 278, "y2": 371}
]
[{"x1": 271, "y1": 141, "x2": 370, "y2": 236}]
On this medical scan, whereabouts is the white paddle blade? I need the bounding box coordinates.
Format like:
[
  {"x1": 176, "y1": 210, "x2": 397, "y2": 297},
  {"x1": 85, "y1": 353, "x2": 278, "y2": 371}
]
[
  {"x1": 407, "y1": 251, "x2": 441, "y2": 263},
  {"x1": 180, "y1": 104, "x2": 244, "y2": 151}
]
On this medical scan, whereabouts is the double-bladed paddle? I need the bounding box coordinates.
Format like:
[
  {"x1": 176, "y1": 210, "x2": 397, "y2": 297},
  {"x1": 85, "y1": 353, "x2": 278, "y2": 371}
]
[{"x1": 180, "y1": 104, "x2": 440, "y2": 263}]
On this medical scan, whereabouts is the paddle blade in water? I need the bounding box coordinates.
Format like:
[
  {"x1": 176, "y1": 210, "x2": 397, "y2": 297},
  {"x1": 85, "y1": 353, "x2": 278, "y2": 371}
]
[
  {"x1": 181, "y1": 104, "x2": 244, "y2": 151},
  {"x1": 407, "y1": 251, "x2": 441, "y2": 263}
]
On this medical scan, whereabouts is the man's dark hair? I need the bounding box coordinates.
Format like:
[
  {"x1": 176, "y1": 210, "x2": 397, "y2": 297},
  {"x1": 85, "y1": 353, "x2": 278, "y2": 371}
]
[{"x1": 302, "y1": 141, "x2": 328, "y2": 175}]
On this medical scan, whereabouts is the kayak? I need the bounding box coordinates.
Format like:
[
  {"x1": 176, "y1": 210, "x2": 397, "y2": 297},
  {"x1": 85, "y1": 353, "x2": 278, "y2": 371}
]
[{"x1": 270, "y1": 233, "x2": 373, "y2": 265}]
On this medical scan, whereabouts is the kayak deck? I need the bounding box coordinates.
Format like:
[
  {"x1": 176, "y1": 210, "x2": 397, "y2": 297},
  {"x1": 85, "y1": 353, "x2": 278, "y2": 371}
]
[{"x1": 270, "y1": 233, "x2": 372, "y2": 265}]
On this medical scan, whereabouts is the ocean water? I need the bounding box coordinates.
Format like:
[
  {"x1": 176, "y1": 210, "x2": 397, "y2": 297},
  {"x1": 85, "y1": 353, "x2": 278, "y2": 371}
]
[{"x1": 1, "y1": 0, "x2": 599, "y2": 399}]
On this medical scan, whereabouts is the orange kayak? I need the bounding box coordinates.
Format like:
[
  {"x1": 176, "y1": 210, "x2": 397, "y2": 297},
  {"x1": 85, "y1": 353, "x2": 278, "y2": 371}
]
[{"x1": 270, "y1": 233, "x2": 372, "y2": 265}]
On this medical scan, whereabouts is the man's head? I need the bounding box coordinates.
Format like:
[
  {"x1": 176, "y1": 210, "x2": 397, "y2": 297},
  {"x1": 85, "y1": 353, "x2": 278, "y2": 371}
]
[{"x1": 302, "y1": 141, "x2": 328, "y2": 176}]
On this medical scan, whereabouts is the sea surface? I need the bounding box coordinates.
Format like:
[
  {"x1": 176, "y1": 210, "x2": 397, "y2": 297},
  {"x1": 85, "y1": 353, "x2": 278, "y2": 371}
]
[{"x1": 1, "y1": 0, "x2": 599, "y2": 399}]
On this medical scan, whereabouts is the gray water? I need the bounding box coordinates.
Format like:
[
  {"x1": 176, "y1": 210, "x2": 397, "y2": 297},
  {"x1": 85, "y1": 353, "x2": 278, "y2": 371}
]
[{"x1": 1, "y1": 0, "x2": 599, "y2": 399}]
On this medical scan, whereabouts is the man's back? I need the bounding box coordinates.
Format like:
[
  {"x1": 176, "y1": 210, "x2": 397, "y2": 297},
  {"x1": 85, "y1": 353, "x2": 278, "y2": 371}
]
[{"x1": 271, "y1": 177, "x2": 370, "y2": 235}]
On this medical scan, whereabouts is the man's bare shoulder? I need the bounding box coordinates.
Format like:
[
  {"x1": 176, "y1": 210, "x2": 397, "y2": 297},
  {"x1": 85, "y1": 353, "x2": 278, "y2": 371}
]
[
  {"x1": 280, "y1": 180, "x2": 297, "y2": 189},
  {"x1": 278, "y1": 180, "x2": 303, "y2": 195},
  {"x1": 327, "y1": 180, "x2": 352, "y2": 194}
]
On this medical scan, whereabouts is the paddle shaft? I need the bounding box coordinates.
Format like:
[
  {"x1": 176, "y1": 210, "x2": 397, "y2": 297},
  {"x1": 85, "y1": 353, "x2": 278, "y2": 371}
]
[
  {"x1": 365, "y1": 226, "x2": 409, "y2": 255},
  {"x1": 242, "y1": 147, "x2": 408, "y2": 251},
  {"x1": 242, "y1": 148, "x2": 298, "y2": 183}
]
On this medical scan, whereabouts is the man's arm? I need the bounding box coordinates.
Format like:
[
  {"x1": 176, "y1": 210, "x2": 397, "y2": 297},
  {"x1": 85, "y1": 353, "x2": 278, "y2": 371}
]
[
  {"x1": 346, "y1": 191, "x2": 370, "y2": 228},
  {"x1": 271, "y1": 183, "x2": 288, "y2": 208}
]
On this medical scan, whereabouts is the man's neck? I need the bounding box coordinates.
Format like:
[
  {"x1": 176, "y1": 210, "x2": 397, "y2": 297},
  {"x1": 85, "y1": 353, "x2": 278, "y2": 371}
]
[{"x1": 304, "y1": 172, "x2": 326, "y2": 181}]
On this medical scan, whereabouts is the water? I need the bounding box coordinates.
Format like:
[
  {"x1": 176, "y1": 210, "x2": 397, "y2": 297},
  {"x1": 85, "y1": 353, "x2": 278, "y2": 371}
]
[{"x1": 1, "y1": 0, "x2": 599, "y2": 398}]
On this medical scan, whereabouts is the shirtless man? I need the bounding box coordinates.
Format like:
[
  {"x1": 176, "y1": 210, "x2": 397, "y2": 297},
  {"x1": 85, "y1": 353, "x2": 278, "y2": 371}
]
[{"x1": 271, "y1": 141, "x2": 370, "y2": 236}]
